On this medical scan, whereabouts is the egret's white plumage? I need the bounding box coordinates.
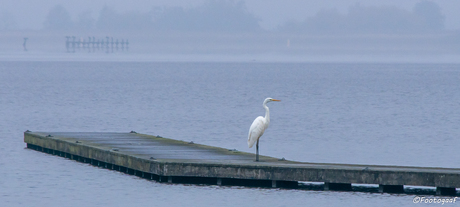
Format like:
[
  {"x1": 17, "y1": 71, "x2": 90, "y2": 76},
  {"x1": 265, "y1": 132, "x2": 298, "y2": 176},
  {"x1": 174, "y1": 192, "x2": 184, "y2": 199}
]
[
  {"x1": 247, "y1": 97, "x2": 280, "y2": 161},
  {"x1": 248, "y1": 116, "x2": 266, "y2": 148}
]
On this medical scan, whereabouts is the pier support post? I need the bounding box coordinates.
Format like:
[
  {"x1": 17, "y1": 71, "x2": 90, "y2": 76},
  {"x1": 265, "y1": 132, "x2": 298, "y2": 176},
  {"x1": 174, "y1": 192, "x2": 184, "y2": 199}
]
[
  {"x1": 277, "y1": 181, "x2": 298, "y2": 188},
  {"x1": 168, "y1": 176, "x2": 172, "y2": 183},
  {"x1": 324, "y1": 182, "x2": 352, "y2": 191},
  {"x1": 436, "y1": 187, "x2": 456, "y2": 196},
  {"x1": 217, "y1": 178, "x2": 222, "y2": 186},
  {"x1": 272, "y1": 180, "x2": 277, "y2": 188},
  {"x1": 378, "y1": 185, "x2": 404, "y2": 193}
]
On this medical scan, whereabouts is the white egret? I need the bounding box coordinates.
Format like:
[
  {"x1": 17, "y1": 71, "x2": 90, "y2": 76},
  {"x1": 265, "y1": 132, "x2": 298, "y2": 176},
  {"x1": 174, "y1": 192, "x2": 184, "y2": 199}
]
[{"x1": 248, "y1": 97, "x2": 281, "y2": 161}]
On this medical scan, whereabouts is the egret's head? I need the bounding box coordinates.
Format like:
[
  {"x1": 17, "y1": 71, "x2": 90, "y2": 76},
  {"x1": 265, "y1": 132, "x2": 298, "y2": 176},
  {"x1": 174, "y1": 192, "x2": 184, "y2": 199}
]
[{"x1": 264, "y1": 97, "x2": 281, "y2": 103}]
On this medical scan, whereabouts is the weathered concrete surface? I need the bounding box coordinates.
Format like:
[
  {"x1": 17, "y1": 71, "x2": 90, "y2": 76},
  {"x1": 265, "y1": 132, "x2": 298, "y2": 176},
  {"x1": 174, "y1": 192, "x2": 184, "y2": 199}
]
[{"x1": 24, "y1": 132, "x2": 460, "y2": 188}]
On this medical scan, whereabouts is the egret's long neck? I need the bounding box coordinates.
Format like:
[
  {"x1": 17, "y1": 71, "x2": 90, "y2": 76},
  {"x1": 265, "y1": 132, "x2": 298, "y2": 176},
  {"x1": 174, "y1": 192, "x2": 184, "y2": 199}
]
[{"x1": 263, "y1": 102, "x2": 270, "y2": 125}]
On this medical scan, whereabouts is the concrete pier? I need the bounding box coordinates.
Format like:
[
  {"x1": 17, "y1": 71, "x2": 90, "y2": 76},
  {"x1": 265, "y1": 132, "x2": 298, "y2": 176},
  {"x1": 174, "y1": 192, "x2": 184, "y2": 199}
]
[{"x1": 24, "y1": 132, "x2": 460, "y2": 195}]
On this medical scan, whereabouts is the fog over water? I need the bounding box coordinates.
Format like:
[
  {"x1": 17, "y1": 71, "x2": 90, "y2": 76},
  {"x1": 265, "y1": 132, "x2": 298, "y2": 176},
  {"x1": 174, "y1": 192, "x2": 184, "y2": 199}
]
[{"x1": 0, "y1": 0, "x2": 459, "y2": 62}]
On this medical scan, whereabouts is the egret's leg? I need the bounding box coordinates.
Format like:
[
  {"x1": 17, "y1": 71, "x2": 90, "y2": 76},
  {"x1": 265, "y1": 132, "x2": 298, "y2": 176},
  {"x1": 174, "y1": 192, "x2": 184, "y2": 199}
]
[{"x1": 256, "y1": 139, "x2": 259, "y2": 162}]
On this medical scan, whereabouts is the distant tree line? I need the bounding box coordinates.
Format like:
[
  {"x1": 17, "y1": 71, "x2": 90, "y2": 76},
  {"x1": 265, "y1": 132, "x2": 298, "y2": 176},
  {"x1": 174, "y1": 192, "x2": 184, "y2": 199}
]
[
  {"x1": 43, "y1": 0, "x2": 260, "y2": 33},
  {"x1": 279, "y1": 1, "x2": 445, "y2": 34},
  {"x1": 43, "y1": 0, "x2": 445, "y2": 34}
]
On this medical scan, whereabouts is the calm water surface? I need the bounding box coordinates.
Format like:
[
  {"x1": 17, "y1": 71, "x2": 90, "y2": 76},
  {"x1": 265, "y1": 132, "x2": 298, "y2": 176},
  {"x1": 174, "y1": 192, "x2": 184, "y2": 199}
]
[{"x1": 1, "y1": 61, "x2": 460, "y2": 206}]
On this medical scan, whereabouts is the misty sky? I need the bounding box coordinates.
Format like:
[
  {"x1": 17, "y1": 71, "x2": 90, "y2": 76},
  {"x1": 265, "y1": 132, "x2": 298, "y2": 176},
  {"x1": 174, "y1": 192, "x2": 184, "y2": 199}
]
[{"x1": 2, "y1": 0, "x2": 460, "y2": 30}]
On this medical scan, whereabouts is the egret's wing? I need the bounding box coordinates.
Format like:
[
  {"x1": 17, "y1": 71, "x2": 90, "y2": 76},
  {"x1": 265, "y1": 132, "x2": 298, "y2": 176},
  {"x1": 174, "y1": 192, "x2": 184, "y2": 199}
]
[{"x1": 248, "y1": 116, "x2": 266, "y2": 148}]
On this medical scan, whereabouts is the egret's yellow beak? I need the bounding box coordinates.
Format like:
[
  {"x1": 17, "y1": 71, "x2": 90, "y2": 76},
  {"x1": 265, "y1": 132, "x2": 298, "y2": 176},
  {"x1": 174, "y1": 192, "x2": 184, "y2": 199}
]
[{"x1": 272, "y1": 99, "x2": 281, "y2": 102}]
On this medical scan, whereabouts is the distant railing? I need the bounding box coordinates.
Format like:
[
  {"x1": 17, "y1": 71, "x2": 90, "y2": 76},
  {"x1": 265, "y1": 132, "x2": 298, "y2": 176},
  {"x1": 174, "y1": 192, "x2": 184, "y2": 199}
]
[{"x1": 65, "y1": 36, "x2": 129, "y2": 53}]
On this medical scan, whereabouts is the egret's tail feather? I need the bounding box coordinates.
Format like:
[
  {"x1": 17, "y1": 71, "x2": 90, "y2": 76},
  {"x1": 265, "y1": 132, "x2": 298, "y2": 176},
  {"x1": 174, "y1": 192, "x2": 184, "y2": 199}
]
[{"x1": 248, "y1": 138, "x2": 255, "y2": 148}]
